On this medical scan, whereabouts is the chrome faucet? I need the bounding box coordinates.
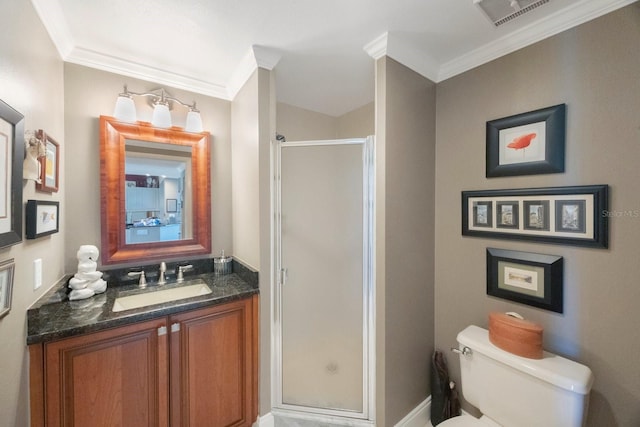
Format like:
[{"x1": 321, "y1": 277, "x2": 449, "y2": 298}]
[
  {"x1": 176, "y1": 264, "x2": 193, "y2": 283},
  {"x1": 128, "y1": 270, "x2": 147, "y2": 288},
  {"x1": 158, "y1": 262, "x2": 167, "y2": 285}
]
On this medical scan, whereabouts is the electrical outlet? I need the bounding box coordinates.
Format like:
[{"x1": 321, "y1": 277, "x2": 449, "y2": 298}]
[{"x1": 34, "y1": 259, "x2": 42, "y2": 290}]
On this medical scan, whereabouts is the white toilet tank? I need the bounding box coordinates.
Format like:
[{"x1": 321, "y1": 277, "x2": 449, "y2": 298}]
[{"x1": 456, "y1": 325, "x2": 594, "y2": 427}]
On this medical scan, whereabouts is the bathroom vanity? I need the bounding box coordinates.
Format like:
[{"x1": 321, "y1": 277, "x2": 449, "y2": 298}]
[{"x1": 27, "y1": 265, "x2": 258, "y2": 427}]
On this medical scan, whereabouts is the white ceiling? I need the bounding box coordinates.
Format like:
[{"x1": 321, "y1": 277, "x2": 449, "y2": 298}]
[{"x1": 32, "y1": 0, "x2": 634, "y2": 117}]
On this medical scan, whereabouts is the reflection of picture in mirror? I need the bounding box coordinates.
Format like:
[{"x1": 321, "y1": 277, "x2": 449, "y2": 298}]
[
  {"x1": 556, "y1": 200, "x2": 586, "y2": 233},
  {"x1": 125, "y1": 174, "x2": 160, "y2": 188},
  {"x1": 524, "y1": 200, "x2": 549, "y2": 231}
]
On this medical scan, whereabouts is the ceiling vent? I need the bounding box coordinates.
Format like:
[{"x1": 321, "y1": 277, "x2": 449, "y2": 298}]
[{"x1": 474, "y1": 0, "x2": 550, "y2": 27}]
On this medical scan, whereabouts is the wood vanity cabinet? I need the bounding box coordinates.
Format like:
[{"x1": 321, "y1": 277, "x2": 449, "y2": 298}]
[{"x1": 29, "y1": 295, "x2": 258, "y2": 427}]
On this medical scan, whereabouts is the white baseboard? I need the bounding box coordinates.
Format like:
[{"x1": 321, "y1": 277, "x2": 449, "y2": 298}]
[
  {"x1": 270, "y1": 408, "x2": 375, "y2": 427},
  {"x1": 255, "y1": 412, "x2": 275, "y2": 427},
  {"x1": 260, "y1": 398, "x2": 458, "y2": 427},
  {"x1": 394, "y1": 396, "x2": 431, "y2": 427}
]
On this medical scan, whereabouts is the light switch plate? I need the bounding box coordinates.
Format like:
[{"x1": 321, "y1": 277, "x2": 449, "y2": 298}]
[{"x1": 34, "y1": 258, "x2": 42, "y2": 290}]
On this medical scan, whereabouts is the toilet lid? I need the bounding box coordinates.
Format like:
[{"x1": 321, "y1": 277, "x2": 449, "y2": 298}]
[{"x1": 438, "y1": 415, "x2": 486, "y2": 426}]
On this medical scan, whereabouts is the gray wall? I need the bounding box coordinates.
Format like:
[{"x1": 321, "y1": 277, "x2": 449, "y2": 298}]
[
  {"x1": 64, "y1": 64, "x2": 232, "y2": 271},
  {"x1": 434, "y1": 5, "x2": 640, "y2": 426},
  {"x1": 376, "y1": 57, "x2": 436, "y2": 426},
  {"x1": 276, "y1": 101, "x2": 374, "y2": 141},
  {"x1": 0, "y1": 0, "x2": 65, "y2": 425}
]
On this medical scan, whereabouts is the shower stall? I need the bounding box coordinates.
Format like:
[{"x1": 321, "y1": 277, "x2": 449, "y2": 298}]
[{"x1": 272, "y1": 137, "x2": 375, "y2": 425}]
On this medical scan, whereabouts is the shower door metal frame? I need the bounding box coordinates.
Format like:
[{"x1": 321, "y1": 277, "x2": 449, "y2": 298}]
[{"x1": 272, "y1": 137, "x2": 376, "y2": 422}]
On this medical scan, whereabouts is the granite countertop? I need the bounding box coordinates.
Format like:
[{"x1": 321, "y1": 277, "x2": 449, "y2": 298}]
[{"x1": 27, "y1": 268, "x2": 258, "y2": 345}]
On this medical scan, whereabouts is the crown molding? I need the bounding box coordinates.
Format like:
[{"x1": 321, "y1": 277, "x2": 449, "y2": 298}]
[
  {"x1": 66, "y1": 47, "x2": 230, "y2": 99},
  {"x1": 227, "y1": 45, "x2": 282, "y2": 100},
  {"x1": 364, "y1": 32, "x2": 439, "y2": 82},
  {"x1": 437, "y1": 0, "x2": 637, "y2": 81},
  {"x1": 364, "y1": 33, "x2": 389, "y2": 60},
  {"x1": 31, "y1": 0, "x2": 74, "y2": 58},
  {"x1": 362, "y1": 0, "x2": 634, "y2": 83}
]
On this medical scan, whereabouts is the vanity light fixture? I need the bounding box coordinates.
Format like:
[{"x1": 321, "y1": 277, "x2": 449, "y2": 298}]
[{"x1": 113, "y1": 85, "x2": 203, "y2": 132}]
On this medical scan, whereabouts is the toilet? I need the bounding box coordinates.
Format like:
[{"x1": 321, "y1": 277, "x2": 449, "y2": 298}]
[{"x1": 440, "y1": 325, "x2": 594, "y2": 427}]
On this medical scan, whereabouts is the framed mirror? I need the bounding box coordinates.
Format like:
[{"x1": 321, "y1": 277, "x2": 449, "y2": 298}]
[{"x1": 100, "y1": 116, "x2": 211, "y2": 265}]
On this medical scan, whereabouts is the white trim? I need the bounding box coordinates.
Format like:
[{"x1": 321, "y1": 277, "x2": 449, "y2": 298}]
[
  {"x1": 394, "y1": 397, "x2": 431, "y2": 427},
  {"x1": 256, "y1": 412, "x2": 275, "y2": 427},
  {"x1": 35, "y1": 0, "x2": 632, "y2": 100},
  {"x1": 272, "y1": 408, "x2": 375, "y2": 427},
  {"x1": 363, "y1": 0, "x2": 635, "y2": 83},
  {"x1": 437, "y1": 0, "x2": 637, "y2": 81},
  {"x1": 65, "y1": 47, "x2": 230, "y2": 99},
  {"x1": 31, "y1": 0, "x2": 74, "y2": 59},
  {"x1": 363, "y1": 33, "x2": 388, "y2": 60},
  {"x1": 227, "y1": 46, "x2": 282, "y2": 101}
]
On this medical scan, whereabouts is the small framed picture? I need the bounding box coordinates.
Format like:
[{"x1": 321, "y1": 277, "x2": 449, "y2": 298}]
[
  {"x1": 487, "y1": 248, "x2": 563, "y2": 313},
  {"x1": 523, "y1": 200, "x2": 549, "y2": 231},
  {"x1": 166, "y1": 198, "x2": 178, "y2": 213},
  {"x1": 0, "y1": 258, "x2": 15, "y2": 319},
  {"x1": 26, "y1": 200, "x2": 60, "y2": 239},
  {"x1": 486, "y1": 104, "x2": 565, "y2": 177},
  {"x1": 473, "y1": 201, "x2": 492, "y2": 228},
  {"x1": 556, "y1": 200, "x2": 586, "y2": 233},
  {"x1": 36, "y1": 130, "x2": 60, "y2": 193},
  {"x1": 496, "y1": 201, "x2": 519, "y2": 229}
]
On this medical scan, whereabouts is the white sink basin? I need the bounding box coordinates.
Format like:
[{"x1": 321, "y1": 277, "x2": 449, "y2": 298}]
[{"x1": 112, "y1": 280, "x2": 212, "y2": 312}]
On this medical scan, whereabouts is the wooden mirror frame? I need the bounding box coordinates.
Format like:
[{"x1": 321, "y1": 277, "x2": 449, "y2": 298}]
[{"x1": 100, "y1": 116, "x2": 211, "y2": 265}]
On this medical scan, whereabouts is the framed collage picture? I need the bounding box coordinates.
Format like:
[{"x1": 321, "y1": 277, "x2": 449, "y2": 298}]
[{"x1": 462, "y1": 185, "x2": 608, "y2": 248}]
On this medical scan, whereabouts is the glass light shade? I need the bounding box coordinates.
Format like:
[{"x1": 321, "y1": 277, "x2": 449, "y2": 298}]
[
  {"x1": 185, "y1": 110, "x2": 203, "y2": 133},
  {"x1": 151, "y1": 103, "x2": 172, "y2": 128},
  {"x1": 113, "y1": 95, "x2": 137, "y2": 122}
]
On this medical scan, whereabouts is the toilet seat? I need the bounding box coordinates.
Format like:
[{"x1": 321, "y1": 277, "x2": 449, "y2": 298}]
[{"x1": 438, "y1": 414, "x2": 493, "y2": 426}]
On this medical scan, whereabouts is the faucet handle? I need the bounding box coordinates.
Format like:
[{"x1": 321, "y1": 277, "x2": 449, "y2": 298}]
[
  {"x1": 176, "y1": 264, "x2": 193, "y2": 282},
  {"x1": 128, "y1": 270, "x2": 147, "y2": 287},
  {"x1": 158, "y1": 262, "x2": 167, "y2": 285}
]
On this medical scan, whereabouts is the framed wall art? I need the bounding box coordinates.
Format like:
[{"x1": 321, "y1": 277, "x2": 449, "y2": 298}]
[
  {"x1": 166, "y1": 198, "x2": 178, "y2": 213},
  {"x1": 36, "y1": 130, "x2": 60, "y2": 193},
  {"x1": 0, "y1": 99, "x2": 24, "y2": 249},
  {"x1": 26, "y1": 200, "x2": 59, "y2": 239},
  {"x1": 0, "y1": 258, "x2": 15, "y2": 319},
  {"x1": 462, "y1": 185, "x2": 608, "y2": 248},
  {"x1": 486, "y1": 104, "x2": 565, "y2": 177},
  {"x1": 487, "y1": 248, "x2": 563, "y2": 313}
]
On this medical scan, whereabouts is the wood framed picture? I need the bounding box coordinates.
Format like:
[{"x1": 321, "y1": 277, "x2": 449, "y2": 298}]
[
  {"x1": 462, "y1": 185, "x2": 608, "y2": 248},
  {"x1": 487, "y1": 248, "x2": 563, "y2": 313},
  {"x1": 36, "y1": 130, "x2": 60, "y2": 193},
  {"x1": 0, "y1": 258, "x2": 15, "y2": 319},
  {"x1": 26, "y1": 200, "x2": 59, "y2": 239},
  {"x1": 486, "y1": 104, "x2": 565, "y2": 177},
  {"x1": 0, "y1": 99, "x2": 24, "y2": 249}
]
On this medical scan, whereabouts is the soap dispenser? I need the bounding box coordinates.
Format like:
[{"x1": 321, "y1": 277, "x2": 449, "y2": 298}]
[{"x1": 213, "y1": 250, "x2": 232, "y2": 275}]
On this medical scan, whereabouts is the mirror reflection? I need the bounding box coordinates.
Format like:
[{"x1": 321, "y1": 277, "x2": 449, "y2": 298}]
[
  {"x1": 124, "y1": 139, "x2": 193, "y2": 244},
  {"x1": 100, "y1": 116, "x2": 211, "y2": 265}
]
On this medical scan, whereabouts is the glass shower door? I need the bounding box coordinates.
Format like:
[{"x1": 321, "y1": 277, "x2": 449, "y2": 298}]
[{"x1": 275, "y1": 138, "x2": 374, "y2": 419}]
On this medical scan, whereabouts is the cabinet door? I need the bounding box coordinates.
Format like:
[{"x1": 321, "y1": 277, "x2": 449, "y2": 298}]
[
  {"x1": 170, "y1": 296, "x2": 257, "y2": 427},
  {"x1": 44, "y1": 318, "x2": 169, "y2": 427}
]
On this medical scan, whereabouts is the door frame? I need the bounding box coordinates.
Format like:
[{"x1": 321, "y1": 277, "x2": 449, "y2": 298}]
[{"x1": 271, "y1": 137, "x2": 376, "y2": 422}]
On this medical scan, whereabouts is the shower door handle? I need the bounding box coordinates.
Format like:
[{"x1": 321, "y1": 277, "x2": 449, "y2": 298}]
[{"x1": 280, "y1": 268, "x2": 288, "y2": 286}]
